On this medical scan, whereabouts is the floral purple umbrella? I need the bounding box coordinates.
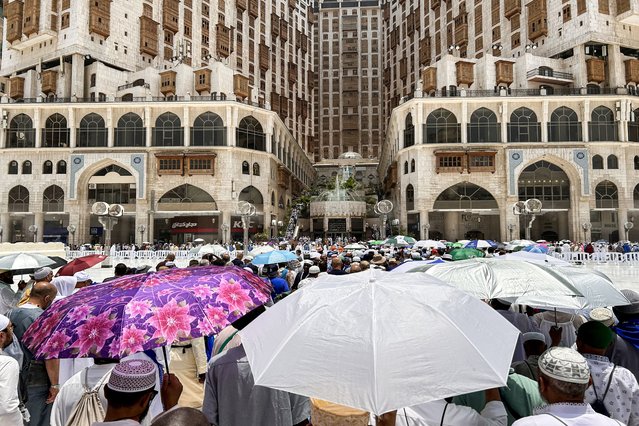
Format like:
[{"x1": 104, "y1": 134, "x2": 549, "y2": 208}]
[{"x1": 22, "y1": 265, "x2": 272, "y2": 360}]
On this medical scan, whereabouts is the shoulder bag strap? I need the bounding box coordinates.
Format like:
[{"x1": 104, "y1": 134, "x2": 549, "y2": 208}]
[
  {"x1": 602, "y1": 365, "x2": 617, "y2": 401},
  {"x1": 546, "y1": 413, "x2": 569, "y2": 425},
  {"x1": 439, "y1": 402, "x2": 450, "y2": 426}
]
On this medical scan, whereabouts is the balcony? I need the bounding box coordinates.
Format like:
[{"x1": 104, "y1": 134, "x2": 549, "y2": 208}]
[
  {"x1": 526, "y1": 67, "x2": 573, "y2": 85},
  {"x1": 234, "y1": 74, "x2": 250, "y2": 99},
  {"x1": 41, "y1": 70, "x2": 58, "y2": 95},
  {"x1": 586, "y1": 58, "x2": 606, "y2": 83},
  {"x1": 495, "y1": 60, "x2": 514, "y2": 86},
  {"x1": 422, "y1": 67, "x2": 437, "y2": 92},
  {"x1": 194, "y1": 68, "x2": 212, "y2": 93},
  {"x1": 626, "y1": 59, "x2": 639, "y2": 84}
]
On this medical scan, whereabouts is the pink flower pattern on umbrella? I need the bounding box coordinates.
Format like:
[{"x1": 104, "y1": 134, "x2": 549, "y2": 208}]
[
  {"x1": 205, "y1": 306, "x2": 229, "y2": 329},
  {"x1": 217, "y1": 279, "x2": 253, "y2": 314},
  {"x1": 72, "y1": 311, "x2": 116, "y2": 356},
  {"x1": 192, "y1": 284, "x2": 215, "y2": 299},
  {"x1": 21, "y1": 265, "x2": 271, "y2": 359},
  {"x1": 68, "y1": 305, "x2": 92, "y2": 322},
  {"x1": 125, "y1": 300, "x2": 152, "y2": 318},
  {"x1": 40, "y1": 331, "x2": 71, "y2": 358},
  {"x1": 148, "y1": 300, "x2": 196, "y2": 344},
  {"x1": 120, "y1": 325, "x2": 147, "y2": 354}
]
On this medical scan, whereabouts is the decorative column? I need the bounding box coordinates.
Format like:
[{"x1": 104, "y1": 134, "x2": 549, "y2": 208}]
[
  {"x1": 183, "y1": 106, "x2": 190, "y2": 147},
  {"x1": 34, "y1": 212, "x2": 45, "y2": 243},
  {"x1": 501, "y1": 102, "x2": 508, "y2": 143},
  {"x1": 68, "y1": 106, "x2": 76, "y2": 148},
  {"x1": 460, "y1": 101, "x2": 468, "y2": 143},
  {"x1": 34, "y1": 109, "x2": 42, "y2": 148},
  {"x1": 145, "y1": 106, "x2": 152, "y2": 147},
  {"x1": 582, "y1": 100, "x2": 590, "y2": 142},
  {"x1": 541, "y1": 100, "x2": 549, "y2": 143},
  {"x1": 107, "y1": 107, "x2": 114, "y2": 148},
  {"x1": 71, "y1": 53, "x2": 85, "y2": 99},
  {"x1": 415, "y1": 103, "x2": 424, "y2": 144}
]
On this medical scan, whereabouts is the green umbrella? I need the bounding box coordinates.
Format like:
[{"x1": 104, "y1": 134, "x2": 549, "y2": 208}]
[
  {"x1": 383, "y1": 235, "x2": 417, "y2": 247},
  {"x1": 369, "y1": 240, "x2": 385, "y2": 246},
  {"x1": 451, "y1": 242, "x2": 464, "y2": 249},
  {"x1": 450, "y1": 248, "x2": 485, "y2": 261}
]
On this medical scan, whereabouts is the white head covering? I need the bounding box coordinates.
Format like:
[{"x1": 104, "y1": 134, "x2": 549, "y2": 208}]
[
  {"x1": 52, "y1": 276, "x2": 77, "y2": 299},
  {"x1": 538, "y1": 347, "x2": 590, "y2": 384},
  {"x1": 73, "y1": 271, "x2": 91, "y2": 282},
  {"x1": 0, "y1": 314, "x2": 9, "y2": 331}
]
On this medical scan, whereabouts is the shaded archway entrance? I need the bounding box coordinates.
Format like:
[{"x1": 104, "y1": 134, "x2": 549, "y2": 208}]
[
  {"x1": 429, "y1": 182, "x2": 500, "y2": 241},
  {"x1": 517, "y1": 160, "x2": 571, "y2": 241}
]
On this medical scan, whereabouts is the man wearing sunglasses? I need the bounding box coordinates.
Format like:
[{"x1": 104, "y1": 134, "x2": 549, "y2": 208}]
[{"x1": 0, "y1": 313, "x2": 22, "y2": 424}]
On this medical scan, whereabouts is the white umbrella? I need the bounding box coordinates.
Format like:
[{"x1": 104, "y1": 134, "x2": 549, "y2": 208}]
[
  {"x1": 389, "y1": 259, "x2": 444, "y2": 274},
  {"x1": 193, "y1": 238, "x2": 205, "y2": 243},
  {"x1": 197, "y1": 244, "x2": 228, "y2": 257},
  {"x1": 0, "y1": 253, "x2": 56, "y2": 273},
  {"x1": 249, "y1": 245, "x2": 275, "y2": 257},
  {"x1": 413, "y1": 240, "x2": 446, "y2": 249},
  {"x1": 240, "y1": 270, "x2": 519, "y2": 415},
  {"x1": 498, "y1": 251, "x2": 570, "y2": 266},
  {"x1": 344, "y1": 243, "x2": 367, "y2": 250}
]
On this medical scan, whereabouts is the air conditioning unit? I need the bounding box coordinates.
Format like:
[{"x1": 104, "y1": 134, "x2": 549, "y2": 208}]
[{"x1": 88, "y1": 183, "x2": 97, "y2": 189}]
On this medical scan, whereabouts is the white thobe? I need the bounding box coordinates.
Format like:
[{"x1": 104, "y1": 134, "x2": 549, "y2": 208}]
[
  {"x1": 512, "y1": 403, "x2": 625, "y2": 425},
  {"x1": 0, "y1": 282, "x2": 21, "y2": 315},
  {"x1": 0, "y1": 349, "x2": 22, "y2": 425},
  {"x1": 583, "y1": 353, "x2": 639, "y2": 426},
  {"x1": 396, "y1": 400, "x2": 508, "y2": 426}
]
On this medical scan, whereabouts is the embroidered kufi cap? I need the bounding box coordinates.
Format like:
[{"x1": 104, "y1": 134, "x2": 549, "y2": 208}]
[
  {"x1": 107, "y1": 359, "x2": 156, "y2": 393},
  {"x1": 34, "y1": 267, "x2": 53, "y2": 280},
  {"x1": 538, "y1": 347, "x2": 590, "y2": 384}
]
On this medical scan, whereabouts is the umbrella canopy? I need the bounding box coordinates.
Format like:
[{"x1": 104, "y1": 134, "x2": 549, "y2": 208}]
[
  {"x1": 449, "y1": 248, "x2": 485, "y2": 261},
  {"x1": 0, "y1": 253, "x2": 57, "y2": 274},
  {"x1": 414, "y1": 240, "x2": 446, "y2": 249},
  {"x1": 498, "y1": 251, "x2": 570, "y2": 266},
  {"x1": 521, "y1": 244, "x2": 549, "y2": 254},
  {"x1": 368, "y1": 240, "x2": 385, "y2": 246},
  {"x1": 197, "y1": 244, "x2": 228, "y2": 257},
  {"x1": 21, "y1": 266, "x2": 272, "y2": 360},
  {"x1": 344, "y1": 243, "x2": 367, "y2": 250},
  {"x1": 252, "y1": 250, "x2": 298, "y2": 265},
  {"x1": 389, "y1": 259, "x2": 444, "y2": 274},
  {"x1": 418, "y1": 258, "x2": 602, "y2": 310},
  {"x1": 463, "y1": 240, "x2": 496, "y2": 249},
  {"x1": 56, "y1": 254, "x2": 107, "y2": 276},
  {"x1": 240, "y1": 270, "x2": 519, "y2": 415},
  {"x1": 193, "y1": 238, "x2": 205, "y2": 243},
  {"x1": 248, "y1": 245, "x2": 275, "y2": 257},
  {"x1": 383, "y1": 235, "x2": 417, "y2": 247}
]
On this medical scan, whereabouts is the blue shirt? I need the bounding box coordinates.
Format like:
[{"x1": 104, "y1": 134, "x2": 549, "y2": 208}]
[{"x1": 269, "y1": 277, "x2": 289, "y2": 298}]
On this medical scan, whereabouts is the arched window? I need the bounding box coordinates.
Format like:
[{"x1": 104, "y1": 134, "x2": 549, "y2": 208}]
[
  {"x1": 518, "y1": 161, "x2": 570, "y2": 209},
  {"x1": 433, "y1": 182, "x2": 498, "y2": 210},
  {"x1": 192, "y1": 112, "x2": 226, "y2": 146},
  {"x1": 630, "y1": 109, "x2": 639, "y2": 143},
  {"x1": 88, "y1": 165, "x2": 136, "y2": 205},
  {"x1": 508, "y1": 107, "x2": 541, "y2": 142},
  {"x1": 57, "y1": 160, "x2": 67, "y2": 174},
  {"x1": 411, "y1": 159, "x2": 415, "y2": 173},
  {"x1": 43, "y1": 185, "x2": 64, "y2": 212},
  {"x1": 404, "y1": 161, "x2": 409, "y2": 174},
  {"x1": 242, "y1": 161, "x2": 250, "y2": 175},
  {"x1": 592, "y1": 155, "x2": 604, "y2": 170},
  {"x1": 8, "y1": 161, "x2": 18, "y2": 175},
  {"x1": 237, "y1": 116, "x2": 266, "y2": 151},
  {"x1": 153, "y1": 112, "x2": 183, "y2": 146},
  {"x1": 239, "y1": 186, "x2": 264, "y2": 208},
  {"x1": 271, "y1": 191, "x2": 275, "y2": 206},
  {"x1": 158, "y1": 184, "x2": 216, "y2": 207},
  {"x1": 406, "y1": 184, "x2": 415, "y2": 211},
  {"x1": 635, "y1": 155, "x2": 639, "y2": 170},
  {"x1": 115, "y1": 113, "x2": 146, "y2": 147},
  {"x1": 548, "y1": 106, "x2": 581, "y2": 142},
  {"x1": 94, "y1": 165, "x2": 132, "y2": 176},
  {"x1": 404, "y1": 113, "x2": 415, "y2": 148},
  {"x1": 77, "y1": 113, "x2": 107, "y2": 147},
  {"x1": 43, "y1": 113, "x2": 70, "y2": 147},
  {"x1": 468, "y1": 108, "x2": 500, "y2": 143},
  {"x1": 425, "y1": 108, "x2": 460, "y2": 143},
  {"x1": 8, "y1": 185, "x2": 29, "y2": 212},
  {"x1": 634, "y1": 184, "x2": 639, "y2": 208},
  {"x1": 43, "y1": 161, "x2": 53, "y2": 174},
  {"x1": 589, "y1": 106, "x2": 617, "y2": 142},
  {"x1": 22, "y1": 161, "x2": 32, "y2": 174},
  {"x1": 607, "y1": 155, "x2": 619, "y2": 169},
  {"x1": 279, "y1": 196, "x2": 284, "y2": 209},
  {"x1": 8, "y1": 114, "x2": 35, "y2": 148},
  {"x1": 538, "y1": 66, "x2": 553, "y2": 77},
  {"x1": 595, "y1": 181, "x2": 619, "y2": 208},
  {"x1": 252, "y1": 162, "x2": 260, "y2": 176}
]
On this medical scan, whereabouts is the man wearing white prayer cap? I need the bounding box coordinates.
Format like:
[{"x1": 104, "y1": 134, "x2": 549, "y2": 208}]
[
  {"x1": 73, "y1": 271, "x2": 93, "y2": 288},
  {"x1": 0, "y1": 313, "x2": 22, "y2": 425},
  {"x1": 93, "y1": 359, "x2": 183, "y2": 426},
  {"x1": 512, "y1": 347, "x2": 622, "y2": 425},
  {"x1": 33, "y1": 267, "x2": 53, "y2": 283}
]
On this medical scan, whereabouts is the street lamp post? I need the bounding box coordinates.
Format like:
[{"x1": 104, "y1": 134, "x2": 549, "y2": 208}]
[
  {"x1": 374, "y1": 200, "x2": 394, "y2": 240},
  {"x1": 513, "y1": 199, "x2": 542, "y2": 241},
  {"x1": 137, "y1": 224, "x2": 146, "y2": 245},
  {"x1": 391, "y1": 219, "x2": 400, "y2": 236},
  {"x1": 422, "y1": 223, "x2": 430, "y2": 240},
  {"x1": 66, "y1": 225, "x2": 76, "y2": 247},
  {"x1": 221, "y1": 224, "x2": 229, "y2": 244},
  {"x1": 624, "y1": 221, "x2": 634, "y2": 242},
  {"x1": 0, "y1": 225, "x2": 3, "y2": 243},
  {"x1": 507, "y1": 224, "x2": 516, "y2": 241},
  {"x1": 91, "y1": 202, "x2": 124, "y2": 267},
  {"x1": 28, "y1": 225, "x2": 38, "y2": 243},
  {"x1": 582, "y1": 222, "x2": 591, "y2": 243},
  {"x1": 237, "y1": 201, "x2": 256, "y2": 250},
  {"x1": 271, "y1": 219, "x2": 278, "y2": 239}
]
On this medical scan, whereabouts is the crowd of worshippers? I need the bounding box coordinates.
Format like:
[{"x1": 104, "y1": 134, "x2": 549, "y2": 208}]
[{"x1": 4, "y1": 258, "x2": 639, "y2": 425}]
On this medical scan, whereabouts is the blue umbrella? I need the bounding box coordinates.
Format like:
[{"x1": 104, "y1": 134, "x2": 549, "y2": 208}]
[
  {"x1": 463, "y1": 240, "x2": 496, "y2": 249},
  {"x1": 521, "y1": 244, "x2": 549, "y2": 254},
  {"x1": 252, "y1": 250, "x2": 298, "y2": 265}
]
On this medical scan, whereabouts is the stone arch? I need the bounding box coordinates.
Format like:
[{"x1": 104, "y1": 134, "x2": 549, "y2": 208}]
[
  {"x1": 403, "y1": 113, "x2": 415, "y2": 148},
  {"x1": 43, "y1": 185, "x2": 65, "y2": 212},
  {"x1": 517, "y1": 160, "x2": 571, "y2": 210},
  {"x1": 595, "y1": 180, "x2": 619, "y2": 209},
  {"x1": 425, "y1": 108, "x2": 460, "y2": 143},
  {"x1": 432, "y1": 181, "x2": 499, "y2": 211},
  {"x1": 75, "y1": 159, "x2": 137, "y2": 201},
  {"x1": 592, "y1": 155, "x2": 604, "y2": 170},
  {"x1": 158, "y1": 184, "x2": 217, "y2": 209},
  {"x1": 468, "y1": 107, "x2": 500, "y2": 143},
  {"x1": 406, "y1": 184, "x2": 415, "y2": 211},
  {"x1": 239, "y1": 185, "x2": 264, "y2": 210}
]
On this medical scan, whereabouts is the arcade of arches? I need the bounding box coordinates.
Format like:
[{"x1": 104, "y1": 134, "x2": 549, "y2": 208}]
[{"x1": 418, "y1": 160, "x2": 630, "y2": 242}]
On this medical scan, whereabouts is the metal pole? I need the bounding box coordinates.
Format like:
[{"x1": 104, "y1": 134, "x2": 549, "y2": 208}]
[{"x1": 242, "y1": 215, "x2": 249, "y2": 250}]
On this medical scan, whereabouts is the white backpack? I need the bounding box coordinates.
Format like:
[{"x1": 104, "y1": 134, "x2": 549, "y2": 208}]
[{"x1": 65, "y1": 367, "x2": 110, "y2": 426}]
